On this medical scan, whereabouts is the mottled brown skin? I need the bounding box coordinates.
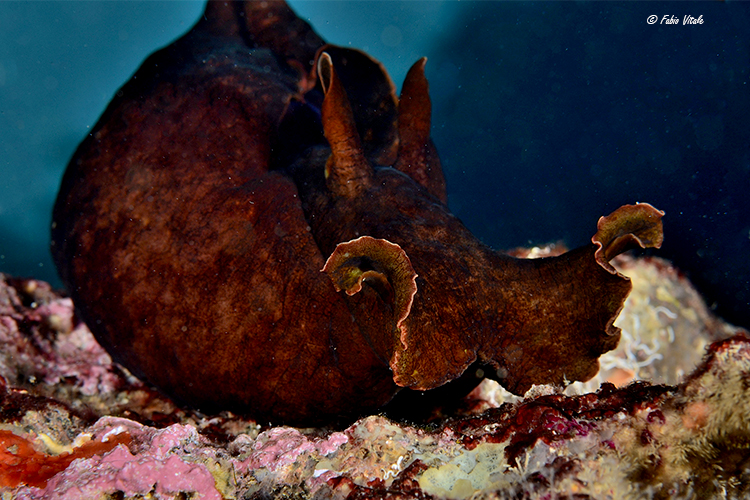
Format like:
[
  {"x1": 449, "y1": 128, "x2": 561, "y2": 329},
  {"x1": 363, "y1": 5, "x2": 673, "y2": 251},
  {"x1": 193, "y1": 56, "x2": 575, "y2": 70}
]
[{"x1": 52, "y1": 0, "x2": 662, "y2": 425}]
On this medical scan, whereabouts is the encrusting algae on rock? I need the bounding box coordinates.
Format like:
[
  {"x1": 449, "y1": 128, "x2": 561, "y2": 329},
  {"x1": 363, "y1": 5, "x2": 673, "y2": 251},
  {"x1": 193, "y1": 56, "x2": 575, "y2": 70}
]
[{"x1": 1, "y1": 254, "x2": 750, "y2": 499}]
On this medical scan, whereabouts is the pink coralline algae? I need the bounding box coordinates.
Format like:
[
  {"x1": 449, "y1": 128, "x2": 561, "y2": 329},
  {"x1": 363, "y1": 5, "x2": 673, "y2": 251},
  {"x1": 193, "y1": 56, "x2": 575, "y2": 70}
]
[
  {"x1": 13, "y1": 419, "x2": 223, "y2": 500},
  {"x1": 237, "y1": 427, "x2": 348, "y2": 473},
  {"x1": 0, "y1": 276, "x2": 122, "y2": 398},
  {"x1": 1, "y1": 260, "x2": 750, "y2": 499}
]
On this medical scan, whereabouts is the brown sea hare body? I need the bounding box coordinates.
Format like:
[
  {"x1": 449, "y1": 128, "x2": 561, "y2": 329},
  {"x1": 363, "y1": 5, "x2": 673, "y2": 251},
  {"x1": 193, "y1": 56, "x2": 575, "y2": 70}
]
[{"x1": 51, "y1": 0, "x2": 663, "y2": 425}]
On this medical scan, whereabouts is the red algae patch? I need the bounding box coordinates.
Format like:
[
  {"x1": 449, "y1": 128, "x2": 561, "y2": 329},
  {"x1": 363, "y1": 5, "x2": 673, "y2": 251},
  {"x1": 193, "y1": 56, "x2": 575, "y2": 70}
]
[{"x1": 0, "y1": 429, "x2": 130, "y2": 488}]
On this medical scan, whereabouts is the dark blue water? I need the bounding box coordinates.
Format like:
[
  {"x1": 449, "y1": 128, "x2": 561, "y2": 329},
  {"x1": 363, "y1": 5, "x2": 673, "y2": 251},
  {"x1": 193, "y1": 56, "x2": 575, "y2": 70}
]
[{"x1": 1, "y1": 1, "x2": 748, "y2": 327}]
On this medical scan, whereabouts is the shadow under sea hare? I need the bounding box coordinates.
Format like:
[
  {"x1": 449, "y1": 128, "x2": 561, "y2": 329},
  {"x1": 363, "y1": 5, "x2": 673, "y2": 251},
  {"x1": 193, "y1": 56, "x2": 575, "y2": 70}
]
[{"x1": 50, "y1": 0, "x2": 663, "y2": 425}]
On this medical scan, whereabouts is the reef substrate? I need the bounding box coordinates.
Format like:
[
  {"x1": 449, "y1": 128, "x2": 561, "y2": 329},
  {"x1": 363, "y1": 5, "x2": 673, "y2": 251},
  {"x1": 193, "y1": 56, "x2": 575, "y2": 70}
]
[{"x1": 0, "y1": 255, "x2": 748, "y2": 499}]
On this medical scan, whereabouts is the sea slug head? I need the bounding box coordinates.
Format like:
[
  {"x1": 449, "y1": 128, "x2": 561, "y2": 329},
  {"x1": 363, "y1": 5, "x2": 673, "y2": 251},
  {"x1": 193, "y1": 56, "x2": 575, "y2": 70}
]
[{"x1": 303, "y1": 49, "x2": 665, "y2": 399}]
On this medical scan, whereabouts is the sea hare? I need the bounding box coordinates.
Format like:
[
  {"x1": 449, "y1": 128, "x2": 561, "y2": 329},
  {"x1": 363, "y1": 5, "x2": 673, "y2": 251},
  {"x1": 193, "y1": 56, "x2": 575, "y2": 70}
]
[{"x1": 51, "y1": 0, "x2": 663, "y2": 425}]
